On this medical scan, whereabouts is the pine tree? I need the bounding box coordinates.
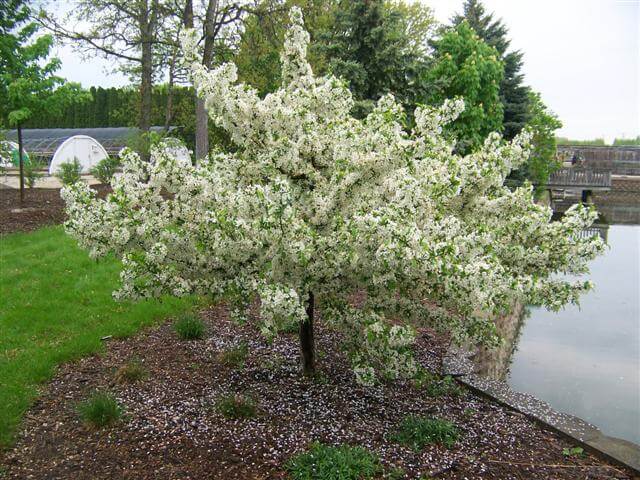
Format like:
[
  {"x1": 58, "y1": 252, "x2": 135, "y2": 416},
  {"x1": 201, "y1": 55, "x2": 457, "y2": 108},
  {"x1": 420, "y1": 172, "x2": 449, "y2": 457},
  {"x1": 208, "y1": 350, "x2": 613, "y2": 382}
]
[
  {"x1": 452, "y1": 0, "x2": 530, "y2": 140},
  {"x1": 320, "y1": 0, "x2": 430, "y2": 117}
]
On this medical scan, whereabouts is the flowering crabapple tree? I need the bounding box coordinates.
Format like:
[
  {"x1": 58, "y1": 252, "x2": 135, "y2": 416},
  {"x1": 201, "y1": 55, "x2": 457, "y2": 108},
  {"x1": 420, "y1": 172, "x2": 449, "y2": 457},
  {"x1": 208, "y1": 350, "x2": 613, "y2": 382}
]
[{"x1": 63, "y1": 8, "x2": 604, "y2": 386}]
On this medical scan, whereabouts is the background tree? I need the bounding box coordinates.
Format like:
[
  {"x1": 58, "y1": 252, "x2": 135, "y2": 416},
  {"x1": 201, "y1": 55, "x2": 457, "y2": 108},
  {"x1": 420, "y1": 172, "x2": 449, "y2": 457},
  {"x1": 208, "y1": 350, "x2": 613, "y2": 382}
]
[
  {"x1": 1, "y1": 0, "x2": 87, "y2": 201},
  {"x1": 452, "y1": 0, "x2": 562, "y2": 185},
  {"x1": 452, "y1": 0, "x2": 530, "y2": 140},
  {"x1": 63, "y1": 8, "x2": 603, "y2": 384},
  {"x1": 509, "y1": 90, "x2": 562, "y2": 188},
  {"x1": 425, "y1": 21, "x2": 504, "y2": 153},
  {"x1": 235, "y1": 0, "x2": 338, "y2": 96},
  {"x1": 318, "y1": 0, "x2": 434, "y2": 117},
  {"x1": 40, "y1": 0, "x2": 167, "y2": 134}
]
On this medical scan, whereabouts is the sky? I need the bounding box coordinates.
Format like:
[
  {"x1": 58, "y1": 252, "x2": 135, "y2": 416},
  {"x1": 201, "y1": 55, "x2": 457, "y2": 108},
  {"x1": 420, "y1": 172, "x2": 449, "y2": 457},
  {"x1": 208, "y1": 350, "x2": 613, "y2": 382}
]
[{"x1": 53, "y1": 0, "x2": 639, "y2": 141}]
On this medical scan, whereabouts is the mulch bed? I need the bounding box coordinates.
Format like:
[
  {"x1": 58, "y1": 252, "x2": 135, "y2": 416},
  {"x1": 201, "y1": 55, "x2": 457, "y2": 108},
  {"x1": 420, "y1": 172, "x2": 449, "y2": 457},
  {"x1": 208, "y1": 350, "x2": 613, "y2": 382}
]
[
  {"x1": 0, "y1": 305, "x2": 635, "y2": 480},
  {"x1": 0, "y1": 186, "x2": 111, "y2": 235}
]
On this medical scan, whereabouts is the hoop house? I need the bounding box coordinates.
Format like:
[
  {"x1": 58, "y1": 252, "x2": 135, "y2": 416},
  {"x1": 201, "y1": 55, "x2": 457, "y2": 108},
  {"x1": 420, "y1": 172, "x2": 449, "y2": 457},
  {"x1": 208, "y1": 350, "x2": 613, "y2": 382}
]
[
  {"x1": 0, "y1": 141, "x2": 30, "y2": 168},
  {"x1": 48, "y1": 135, "x2": 109, "y2": 175}
]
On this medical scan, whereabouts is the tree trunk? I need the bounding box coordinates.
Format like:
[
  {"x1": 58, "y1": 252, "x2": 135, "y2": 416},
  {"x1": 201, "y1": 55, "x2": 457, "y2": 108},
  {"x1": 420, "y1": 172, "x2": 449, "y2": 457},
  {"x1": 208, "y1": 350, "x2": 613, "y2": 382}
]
[
  {"x1": 299, "y1": 292, "x2": 315, "y2": 375},
  {"x1": 140, "y1": 39, "x2": 153, "y2": 134},
  {"x1": 164, "y1": 52, "x2": 177, "y2": 131},
  {"x1": 195, "y1": 98, "x2": 209, "y2": 160},
  {"x1": 193, "y1": 0, "x2": 218, "y2": 161},
  {"x1": 17, "y1": 124, "x2": 24, "y2": 204}
]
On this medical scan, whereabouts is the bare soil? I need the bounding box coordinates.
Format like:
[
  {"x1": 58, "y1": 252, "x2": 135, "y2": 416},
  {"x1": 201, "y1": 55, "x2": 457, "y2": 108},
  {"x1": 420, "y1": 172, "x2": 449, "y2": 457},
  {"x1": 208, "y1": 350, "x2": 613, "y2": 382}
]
[
  {"x1": 0, "y1": 186, "x2": 110, "y2": 235},
  {"x1": 0, "y1": 304, "x2": 635, "y2": 479}
]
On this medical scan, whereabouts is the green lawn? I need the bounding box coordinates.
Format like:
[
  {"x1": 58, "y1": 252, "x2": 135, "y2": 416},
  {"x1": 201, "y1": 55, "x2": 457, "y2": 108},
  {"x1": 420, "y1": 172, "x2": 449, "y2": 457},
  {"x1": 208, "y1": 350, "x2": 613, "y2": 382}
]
[{"x1": 0, "y1": 226, "x2": 195, "y2": 448}]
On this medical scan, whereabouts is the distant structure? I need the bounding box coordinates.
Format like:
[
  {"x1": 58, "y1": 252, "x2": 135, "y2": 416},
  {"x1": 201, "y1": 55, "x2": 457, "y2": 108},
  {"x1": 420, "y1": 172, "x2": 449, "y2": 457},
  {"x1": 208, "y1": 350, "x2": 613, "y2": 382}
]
[
  {"x1": 3, "y1": 127, "x2": 177, "y2": 173},
  {"x1": 48, "y1": 135, "x2": 109, "y2": 174}
]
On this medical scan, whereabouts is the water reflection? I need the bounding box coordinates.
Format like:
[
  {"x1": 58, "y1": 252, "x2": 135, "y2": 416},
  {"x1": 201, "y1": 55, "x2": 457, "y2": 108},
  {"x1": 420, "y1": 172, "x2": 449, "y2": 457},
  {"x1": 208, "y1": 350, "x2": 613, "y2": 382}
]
[{"x1": 474, "y1": 195, "x2": 640, "y2": 446}]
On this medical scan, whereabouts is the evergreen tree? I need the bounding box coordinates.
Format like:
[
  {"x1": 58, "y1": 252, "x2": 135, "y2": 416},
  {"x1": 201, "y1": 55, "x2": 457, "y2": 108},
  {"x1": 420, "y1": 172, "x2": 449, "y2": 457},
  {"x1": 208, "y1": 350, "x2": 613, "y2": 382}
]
[
  {"x1": 319, "y1": 0, "x2": 432, "y2": 117},
  {"x1": 452, "y1": 0, "x2": 530, "y2": 140}
]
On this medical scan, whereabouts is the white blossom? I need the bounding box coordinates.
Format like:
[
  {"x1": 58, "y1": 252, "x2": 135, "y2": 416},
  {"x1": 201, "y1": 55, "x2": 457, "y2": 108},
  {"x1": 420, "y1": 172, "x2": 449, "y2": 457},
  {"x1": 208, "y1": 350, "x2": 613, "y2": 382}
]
[{"x1": 63, "y1": 7, "x2": 604, "y2": 385}]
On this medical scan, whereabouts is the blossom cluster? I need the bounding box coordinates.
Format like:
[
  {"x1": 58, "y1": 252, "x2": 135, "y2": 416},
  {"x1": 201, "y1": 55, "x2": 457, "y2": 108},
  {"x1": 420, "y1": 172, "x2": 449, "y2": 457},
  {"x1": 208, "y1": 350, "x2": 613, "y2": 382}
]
[{"x1": 63, "y1": 8, "x2": 604, "y2": 385}]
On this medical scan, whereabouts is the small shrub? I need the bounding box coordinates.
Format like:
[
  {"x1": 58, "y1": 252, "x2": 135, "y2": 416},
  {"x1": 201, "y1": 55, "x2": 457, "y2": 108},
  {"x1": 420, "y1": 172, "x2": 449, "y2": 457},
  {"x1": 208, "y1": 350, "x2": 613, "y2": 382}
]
[
  {"x1": 391, "y1": 416, "x2": 459, "y2": 450},
  {"x1": 114, "y1": 358, "x2": 148, "y2": 384},
  {"x1": 412, "y1": 368, "x2": 463, "y2": 397},
  {"x1": 562, "y1": 446, "x2": 585, "y2": 457},
  {"x1": 216, "y1": 342, "x2": 248, "y2": 368},
  {"x1": 425, "y1": 375, "x2": 464, "y2": 398},
  {"x1": 285, "y1": 442, "x2": 382, "y2": 480},
  {"x1": 56, "y1": 158, "x2": 82, "y2": 185},
  {"x1": 90, "y1": 156, "x2": 120, "y2": 184},
  {"x1": 174, "y1": 313, "x2": 205, "y2": 340},
  {"x1": 215, "y1": 393, "x2": 257, "y2": 419},
  {"x1": 78, "y1": 391, "x2": 122, "y2": 428},
  {"x1": 24, "y1": 160, "x2": 44, "y2": 188}
]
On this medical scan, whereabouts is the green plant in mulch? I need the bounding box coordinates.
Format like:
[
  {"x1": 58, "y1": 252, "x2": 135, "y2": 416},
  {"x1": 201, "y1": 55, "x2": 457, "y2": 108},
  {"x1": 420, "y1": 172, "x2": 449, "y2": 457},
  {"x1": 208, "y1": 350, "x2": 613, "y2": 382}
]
[
  {"x1": 78, "y1": 391, "x2": 122, "y2": 429},
  {"x1": 216, "y1": 342, "x2": 248, "y2": 368},
  {"x1": 24, "y1": 160, "x2": 44, "y2": 188},
  {"x1": 285, "y1": 442, "x2": 382, "y2": 480},
  {"x1": 114, "y1": 358, "x2": 148, "y2": 384},
  {"x1": 562, "y1": 446, "x2": 585, "y2": 458},
  {"x1": 174, "y1": 313, "x2": 205, "y2": 340},
  {"x1": 215, "y1": 394, "x2": 257, "y2": 419},
  {"x1": 391, "y1": 416, "x2": 459, "y2": 450},
  {"x1": 55, "y1": 158, "x2": 82, "y2": 185},
  {"x1": 412, "y1": 368, "x2": 464, "y2": 397},
  {"x1": 90, "y1": 156, "x2": 120, "y2": 184}
]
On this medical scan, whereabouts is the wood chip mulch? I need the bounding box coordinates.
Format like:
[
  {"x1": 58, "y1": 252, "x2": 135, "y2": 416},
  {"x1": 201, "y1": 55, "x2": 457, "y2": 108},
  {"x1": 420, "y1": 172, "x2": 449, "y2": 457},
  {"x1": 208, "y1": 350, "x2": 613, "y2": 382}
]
[
  {"x1": 0, "y1": 304, "x2": 635, "y2": 479},
  {"x1": 0, "y1": 186, "x2": 110, "y2": 235}
]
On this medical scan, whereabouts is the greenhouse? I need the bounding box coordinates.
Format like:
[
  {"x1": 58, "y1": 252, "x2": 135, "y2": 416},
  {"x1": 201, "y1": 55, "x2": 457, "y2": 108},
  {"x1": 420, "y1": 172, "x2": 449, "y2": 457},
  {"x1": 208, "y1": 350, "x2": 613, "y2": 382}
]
[{"x1": 3, "y1": 126, "x2": 174, "y2": 168}]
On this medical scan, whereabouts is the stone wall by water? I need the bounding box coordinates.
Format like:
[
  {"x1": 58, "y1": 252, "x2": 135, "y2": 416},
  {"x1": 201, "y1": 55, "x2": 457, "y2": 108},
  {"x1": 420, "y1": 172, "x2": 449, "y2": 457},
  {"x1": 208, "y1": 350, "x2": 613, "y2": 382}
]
[{"x1": 558, "y1": 146, "x2": 640, "y2": 176}]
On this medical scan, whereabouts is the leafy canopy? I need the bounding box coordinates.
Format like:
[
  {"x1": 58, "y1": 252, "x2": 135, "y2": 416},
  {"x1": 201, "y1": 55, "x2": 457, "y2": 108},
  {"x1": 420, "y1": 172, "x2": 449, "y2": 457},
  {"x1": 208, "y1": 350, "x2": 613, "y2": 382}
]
[
  {"x1": 63, "y1": 8, "x2": 603, "y2": 386},
  {"x1": 425, "y1": 21, "x2": 504, "y2": 154},
  {"x1": 0, "y1": 0, "x2": 86, "y2": 127}
]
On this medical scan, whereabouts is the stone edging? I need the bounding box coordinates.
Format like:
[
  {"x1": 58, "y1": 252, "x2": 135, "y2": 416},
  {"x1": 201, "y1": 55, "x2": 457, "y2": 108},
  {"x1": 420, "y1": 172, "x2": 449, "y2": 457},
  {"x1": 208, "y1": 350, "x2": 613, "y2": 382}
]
[{"x1": 443, "y1": 347, "x2": 640, "y2": 474}]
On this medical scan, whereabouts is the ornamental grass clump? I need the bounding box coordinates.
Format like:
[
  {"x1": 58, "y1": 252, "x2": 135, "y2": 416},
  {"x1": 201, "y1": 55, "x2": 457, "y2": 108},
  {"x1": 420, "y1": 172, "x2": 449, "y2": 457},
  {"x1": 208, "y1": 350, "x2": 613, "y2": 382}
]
[
  {"x1": 114, "y1": 358, "x2": 148, "y2": 384},
  {"x1": 392, "y1": 416, "x2": 459, "y2": 450},
  {"x1": 62, "y1": 8, "x2": 604, "y2": 386},
  {"x1": 78, "y1": 391, "x2": 122, "y2": 429},
  {"x1": 216, "y1": 342, "x2": 249, "y2": 368},
  {"x1": 285, "y1": 443, "x2": 382, "y2": 480},
  {"x1": 215, "y1": 393, "x2": 257, "y2": 419},
  {"x1": 174, "y1": 313, "x2": 205, "y2": 340}
]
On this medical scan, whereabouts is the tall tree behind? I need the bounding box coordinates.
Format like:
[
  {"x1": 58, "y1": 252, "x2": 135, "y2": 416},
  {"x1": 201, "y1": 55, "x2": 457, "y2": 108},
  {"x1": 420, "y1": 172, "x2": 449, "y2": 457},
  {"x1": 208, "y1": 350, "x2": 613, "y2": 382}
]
[
  {"x1": 425, "y1": 22, "x2": 504, "y2": 154},
  {"x1": 451, "y1": 0, "x2": 530, "y2": 140},
  {"x1": 235, "y1": 0, "x2": 337, "y2": 96},
  {"x1": 40, "y1": 0, "x2": 166, "y2": 134},
  {"x1": 173, "y1": 0, "x2": 247, "y2": 159},
  {"x1": 0, "y1": 0, "x2": 87, "y2": 201},
  {"x1": 319, "y1": 0, "x2": 434, "y2": 117}
]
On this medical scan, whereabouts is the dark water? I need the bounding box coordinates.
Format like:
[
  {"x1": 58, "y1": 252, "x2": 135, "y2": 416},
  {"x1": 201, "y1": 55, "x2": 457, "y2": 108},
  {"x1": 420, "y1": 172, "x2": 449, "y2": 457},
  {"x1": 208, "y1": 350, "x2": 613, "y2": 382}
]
[{"x1": 474, "y1": 193, "x2": 640, "y2": 445}]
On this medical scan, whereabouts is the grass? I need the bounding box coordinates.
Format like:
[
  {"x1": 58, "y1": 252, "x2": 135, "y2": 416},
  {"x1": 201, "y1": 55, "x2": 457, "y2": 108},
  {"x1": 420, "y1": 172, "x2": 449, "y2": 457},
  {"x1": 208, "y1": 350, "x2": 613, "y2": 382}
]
[
  {"x1": 216, "y1": 341, "x2": 248, "y2": 368},
  {"x1": 0, "y1": 226, "x2": 195, "y2": 448},
  {"x1": 391, "y1": 416, "x2": 459, "y2": 450},
  {"x1": 285, "y1": 442, "x2": 382, "y2": 480},
  {"x1": 78, "y1": 391, "x2": 122, "y2": 429},
  {"x1": 114, "y1": 357, "x2": 148, "y2": 384},
  {"x1": 215, "y1": 393, "x2": 257, "y2": 419},
  {"x1": 174, "y1": 313, "x2": 205, "y2": 340}
]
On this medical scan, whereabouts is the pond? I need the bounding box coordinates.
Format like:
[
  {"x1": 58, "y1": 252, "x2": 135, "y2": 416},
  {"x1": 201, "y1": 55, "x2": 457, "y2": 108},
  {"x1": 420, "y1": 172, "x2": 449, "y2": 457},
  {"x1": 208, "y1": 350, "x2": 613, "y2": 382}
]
[{"x1": 478, "y1": 195, "x2": 640, "y2": 446}]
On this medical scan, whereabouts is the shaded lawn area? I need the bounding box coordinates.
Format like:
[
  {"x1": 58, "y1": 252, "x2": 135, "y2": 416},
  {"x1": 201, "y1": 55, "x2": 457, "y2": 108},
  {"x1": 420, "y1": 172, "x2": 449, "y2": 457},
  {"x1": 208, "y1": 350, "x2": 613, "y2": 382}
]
[{"x1": 0, "y1": 226, "x2": 195, "y2": 448}]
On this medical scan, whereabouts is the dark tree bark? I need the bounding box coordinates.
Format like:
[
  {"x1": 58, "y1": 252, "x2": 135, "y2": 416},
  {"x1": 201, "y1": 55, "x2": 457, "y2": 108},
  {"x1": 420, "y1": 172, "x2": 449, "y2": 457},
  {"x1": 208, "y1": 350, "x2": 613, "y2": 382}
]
[
  {"x1": 17, "y1": 124, "x2": 24, "y2": 203},
  {"x1": 299, "y1": 291, "x2": 315, "y2": 375}
]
